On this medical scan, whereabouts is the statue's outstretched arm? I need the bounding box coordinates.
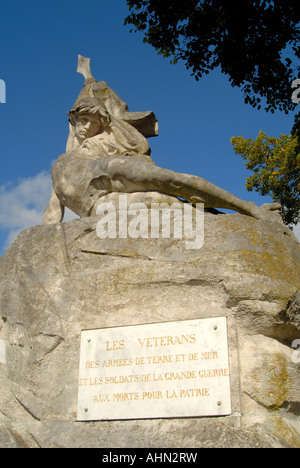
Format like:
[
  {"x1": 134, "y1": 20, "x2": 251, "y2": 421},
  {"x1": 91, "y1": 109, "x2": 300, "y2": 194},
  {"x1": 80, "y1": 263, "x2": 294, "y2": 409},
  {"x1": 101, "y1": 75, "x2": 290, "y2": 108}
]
[
  {"x1": 91, "y1": 155, "x2": 282, "y2": 221},
  {"x1": 43, "y1": 189, "x2": 65, "y2": 225}
]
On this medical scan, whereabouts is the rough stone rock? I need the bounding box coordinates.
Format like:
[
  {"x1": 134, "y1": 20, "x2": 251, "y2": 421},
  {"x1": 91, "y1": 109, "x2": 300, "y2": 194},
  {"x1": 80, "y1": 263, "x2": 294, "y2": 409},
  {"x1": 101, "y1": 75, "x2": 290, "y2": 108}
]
[{"x1": 0, "y1": 202, "x2": 300, "y2": 448}]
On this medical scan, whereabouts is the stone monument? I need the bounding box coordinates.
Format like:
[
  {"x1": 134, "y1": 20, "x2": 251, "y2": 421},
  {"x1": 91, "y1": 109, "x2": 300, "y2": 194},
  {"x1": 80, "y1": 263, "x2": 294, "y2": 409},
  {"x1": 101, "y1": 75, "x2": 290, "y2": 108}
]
[
  {"x1": 43, "y1": 56, "x2": 282, "y2": 225},
  {"x1": 0, "y1": 56, "x2": 300, "y2": 448}
]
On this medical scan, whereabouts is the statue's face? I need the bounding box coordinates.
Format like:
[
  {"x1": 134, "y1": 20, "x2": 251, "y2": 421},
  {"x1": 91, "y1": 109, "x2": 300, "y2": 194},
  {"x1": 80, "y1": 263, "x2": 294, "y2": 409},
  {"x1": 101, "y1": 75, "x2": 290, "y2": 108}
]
[{"x1": 75, "y1": 112, "x2": 102, "y2": 142}]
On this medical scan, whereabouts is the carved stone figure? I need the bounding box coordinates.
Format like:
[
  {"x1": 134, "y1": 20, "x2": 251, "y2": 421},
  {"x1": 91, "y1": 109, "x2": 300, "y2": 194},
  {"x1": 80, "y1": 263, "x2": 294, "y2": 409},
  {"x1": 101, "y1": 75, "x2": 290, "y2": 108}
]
[{"x1": 43, "y1": 56, "x2": 282, "y2": 225}]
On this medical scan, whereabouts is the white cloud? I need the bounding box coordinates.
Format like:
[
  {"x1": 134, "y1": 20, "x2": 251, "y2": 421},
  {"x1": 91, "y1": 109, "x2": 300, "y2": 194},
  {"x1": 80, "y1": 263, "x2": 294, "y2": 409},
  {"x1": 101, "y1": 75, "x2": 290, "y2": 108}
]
[{"x1": 0, "y1": 172, "x2": 77, "y2": 254}]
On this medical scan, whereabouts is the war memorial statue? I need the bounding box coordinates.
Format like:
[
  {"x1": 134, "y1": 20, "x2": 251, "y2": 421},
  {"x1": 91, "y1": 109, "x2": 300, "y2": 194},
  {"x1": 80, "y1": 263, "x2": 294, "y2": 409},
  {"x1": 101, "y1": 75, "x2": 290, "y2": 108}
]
[
  {"x1": 1, "y1": 55, "x2": 300, "y2": 449},
  {"x1": 43, "y1": 55, "x2": 282, "y2": 226}
]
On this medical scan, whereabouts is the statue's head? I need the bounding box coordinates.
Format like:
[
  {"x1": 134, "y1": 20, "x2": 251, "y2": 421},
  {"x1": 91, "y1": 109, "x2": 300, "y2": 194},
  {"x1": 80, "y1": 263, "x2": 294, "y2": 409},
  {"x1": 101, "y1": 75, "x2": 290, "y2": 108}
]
[
  {"x1": 65, "y1": 56, "x2": 157, "y2": 155},
  {"x1": 68, "y1": 97, "x2": 111, "y2": 143}
]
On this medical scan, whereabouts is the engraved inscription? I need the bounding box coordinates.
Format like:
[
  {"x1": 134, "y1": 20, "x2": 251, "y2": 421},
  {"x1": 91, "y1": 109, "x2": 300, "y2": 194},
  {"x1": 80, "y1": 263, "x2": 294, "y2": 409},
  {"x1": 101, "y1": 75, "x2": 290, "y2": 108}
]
[{"x1": 77, "y1": 317, "x2": 231, "y2": 421}]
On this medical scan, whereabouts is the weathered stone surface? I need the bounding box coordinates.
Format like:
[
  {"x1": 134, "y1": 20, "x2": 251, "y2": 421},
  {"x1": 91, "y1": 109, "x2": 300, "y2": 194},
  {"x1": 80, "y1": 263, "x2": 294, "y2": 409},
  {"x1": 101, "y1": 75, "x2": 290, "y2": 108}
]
[{"x1": 0, "y1": 206, "x2": 300, "y2": 448}]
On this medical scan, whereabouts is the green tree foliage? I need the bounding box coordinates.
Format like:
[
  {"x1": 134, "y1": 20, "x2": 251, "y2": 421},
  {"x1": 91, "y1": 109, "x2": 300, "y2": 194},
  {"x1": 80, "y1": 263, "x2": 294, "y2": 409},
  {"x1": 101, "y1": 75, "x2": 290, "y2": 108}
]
[
  {"x1": 231, "y1": 131, "x2": 300, "y2": 226},
  {"x1": 125, "y1": 1, "x2": 300, "y2": 226},
  {"x1": 125, "y1": 0, "x2": 300, "y2": 117}
]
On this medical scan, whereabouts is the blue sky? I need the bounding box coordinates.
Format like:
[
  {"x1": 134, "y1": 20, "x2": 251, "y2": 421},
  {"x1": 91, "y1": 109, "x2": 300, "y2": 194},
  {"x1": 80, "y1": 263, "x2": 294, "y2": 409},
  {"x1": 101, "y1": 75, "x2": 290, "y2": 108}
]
[{"x1": 0, "y1": 0, "x2": 299, "y2": 256}]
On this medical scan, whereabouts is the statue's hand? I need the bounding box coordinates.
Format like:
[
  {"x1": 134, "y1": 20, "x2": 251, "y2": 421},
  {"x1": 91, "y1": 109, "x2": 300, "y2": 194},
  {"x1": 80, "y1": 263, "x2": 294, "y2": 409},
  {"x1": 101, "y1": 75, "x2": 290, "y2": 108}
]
[{"x1": 42, "y1": 189, "x2": 65, "y2": 225}]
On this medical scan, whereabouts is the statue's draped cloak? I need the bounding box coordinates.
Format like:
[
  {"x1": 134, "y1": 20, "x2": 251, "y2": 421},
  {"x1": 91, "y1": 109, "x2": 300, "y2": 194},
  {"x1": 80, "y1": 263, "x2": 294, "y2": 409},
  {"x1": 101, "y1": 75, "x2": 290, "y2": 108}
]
[
  {"x1": 53, "y1": 79, "x2": 159, "y2": 217},
  {"x1": 52, "y1": 123, "x2": 155, "y2": 217}
]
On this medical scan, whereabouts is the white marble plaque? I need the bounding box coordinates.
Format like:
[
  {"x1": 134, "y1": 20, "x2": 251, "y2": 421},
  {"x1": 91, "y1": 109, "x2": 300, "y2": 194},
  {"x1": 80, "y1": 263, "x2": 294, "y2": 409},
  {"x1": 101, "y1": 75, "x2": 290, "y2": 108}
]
[{"x1": 77, "y1": 317, "x2": 231, "y2": 421}]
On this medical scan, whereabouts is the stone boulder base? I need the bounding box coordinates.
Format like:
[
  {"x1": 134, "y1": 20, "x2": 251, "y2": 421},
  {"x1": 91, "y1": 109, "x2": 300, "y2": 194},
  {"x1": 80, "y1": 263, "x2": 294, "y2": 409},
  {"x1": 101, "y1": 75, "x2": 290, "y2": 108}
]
[{"x1": 0, "y1": 205, "x2": 300, "y2": 448}]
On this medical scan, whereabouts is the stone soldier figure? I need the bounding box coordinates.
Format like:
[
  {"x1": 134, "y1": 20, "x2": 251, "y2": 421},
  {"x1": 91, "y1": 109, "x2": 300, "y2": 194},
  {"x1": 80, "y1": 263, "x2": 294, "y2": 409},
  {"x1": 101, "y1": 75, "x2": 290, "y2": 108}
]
[{"x1": 43, "y1": 56, "x2": 281, "y2": 225}]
